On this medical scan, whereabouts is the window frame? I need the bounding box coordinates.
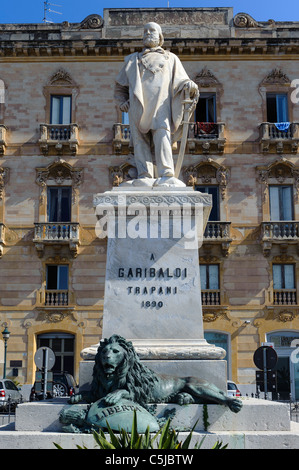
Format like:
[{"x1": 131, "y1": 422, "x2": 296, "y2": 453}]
[
  {"x1": 50, "y1": 95, "x2": 72, "y2": 125},
  {"x1": 47, "y1": 186, "x2": 72, "y2": 223},
  {"x1": 195, "y1": 92, "x2": 217, "y2": 123}
]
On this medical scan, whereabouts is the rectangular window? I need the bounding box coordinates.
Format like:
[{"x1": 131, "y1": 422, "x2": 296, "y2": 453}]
[
  {"x1": 266, "y1": 93, "x2": 288, "y2": 123},
  {"x1": 50, "y1": 95, "x2": 72, "y2": 125},
  {"x1": 273, "y1": 264, "x2": 295, "y2": 290},
  {"x1": 196, "y1": 93, "x2": 216, "y2": 122},
  {"x1": 269, "y1": 185, "x2": 293, "y2": 221},
  {"x1": 200, "y1": 264, "x2": 219, "y2": 290},
  {"x1": 200, "y1": 264, "x2": 220, "y2": 305},
  {"x1": 47, "y1": 187, "x2": 72, "y2": 222},
  {"x1": 195, "y1": 186, "x2": 219, "y2": 221},
  {"x1": 273, "y1": 264, "x2": 296, "y2": 305},
  {"x1": 46, "y1": 265, "x2": 69, "y2": 290}
]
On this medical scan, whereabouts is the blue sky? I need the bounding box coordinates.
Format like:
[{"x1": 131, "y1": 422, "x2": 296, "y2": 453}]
[{"x1": 0, "y1": 0, "x2": 298, "y2": 24}]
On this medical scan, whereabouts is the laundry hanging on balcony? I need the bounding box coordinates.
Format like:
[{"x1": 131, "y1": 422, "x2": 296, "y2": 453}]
[
  {"x1": 274, "y1": 122, "x2": 291, "y2": 132},
  {"x1": 194, "y1": 122, "x2": 217, "y2": 136}
]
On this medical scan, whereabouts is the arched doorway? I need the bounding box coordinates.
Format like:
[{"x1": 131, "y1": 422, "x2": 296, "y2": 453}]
[{"x1": 37, "y1": 332, "x2": 75, "y2": 376}]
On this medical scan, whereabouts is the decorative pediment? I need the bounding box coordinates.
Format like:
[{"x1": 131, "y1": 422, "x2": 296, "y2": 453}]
[
  {"x1": 183, "y1": 159, "x2": 230, "y2": 199},
  {"x1": 260, "y1": 68, "x2": 291, "y2": 87},
  {"x1": 194, "y1": 67, "x2": 221, "y2": 88},
  {"x1": 109, "y1": 162, "x2": 137, "y2": 186},
  {"x1": 256, "y1": 158, "x2": 299, "y2": 185},
  {"x1": 36, "y1": 158, "x2": 83, "y2": 188},
  {"x1": 48, "y1": 69, "x2": 76, "y2": 87}
]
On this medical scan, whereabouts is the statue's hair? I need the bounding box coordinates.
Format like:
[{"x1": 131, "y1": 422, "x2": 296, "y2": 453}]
[{"x1": 90, "y1": 334, "x2": 159, "y2": 405}]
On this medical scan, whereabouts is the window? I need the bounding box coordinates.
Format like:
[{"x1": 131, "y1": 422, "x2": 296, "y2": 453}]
[
  {"x1": 196, "y1": 186, "x2": 219, "y2": 221},
  {"x1": 50, "y1": 95, "x2": 72, "y2": 125},
  {"x1": 46, "y1": 264, "x2": 69, "y2": 306},
  {"x1": 269, "y1": 185, "x2": 293, "y2": 221},
  {"x1": 266, "y1": 93, "x2": 288, "y2": 123},
  {"x1": 200, "y1": 264, "x2": 220, "y2": 305},
  {"x1": 196, "y1": 93, "x2": 216, "y2": 122},
  {"x1": 47, "y1": 187, "x2": 72, "y2": 222},
  {"x1": 46, "y1": 265, "x2": 69, "y2": 290},
  {"x1": 273, "y1": 264, "x2": 296, "y2": 305}
]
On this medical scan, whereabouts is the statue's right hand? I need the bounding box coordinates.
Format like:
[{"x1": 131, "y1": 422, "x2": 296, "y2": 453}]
[{"x1": 120, "y1": 100, "x2": 130, "y2": 112}]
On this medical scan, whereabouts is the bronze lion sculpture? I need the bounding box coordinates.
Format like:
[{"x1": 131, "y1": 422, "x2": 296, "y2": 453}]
[{"x1": 71, "y1": 334, "x2": 242, "y2": 413}]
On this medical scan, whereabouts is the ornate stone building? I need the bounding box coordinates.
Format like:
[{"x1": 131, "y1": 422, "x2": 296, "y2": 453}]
[{"x1": 1, "y1": 7, "x2": 299, "y2": 398}]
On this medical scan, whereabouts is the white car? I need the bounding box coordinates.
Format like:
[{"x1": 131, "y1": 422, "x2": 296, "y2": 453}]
[
  {"x1": 0, "y1": 379, "x2": 22, "y2": 410},
  {"x1": 227, "y1": 380, "x2": 241, "y2": 397}
]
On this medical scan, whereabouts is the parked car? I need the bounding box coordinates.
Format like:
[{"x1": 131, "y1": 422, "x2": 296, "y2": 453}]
[
  {"x1": 227, "y1": 380, "x2": 241, "y2": 397},
  {"x1": 30, "y1": 372, "x2": 77, "y2": 400},
  {"x1": 0, "y1": 379, "x2": 22, "y2": 410}
]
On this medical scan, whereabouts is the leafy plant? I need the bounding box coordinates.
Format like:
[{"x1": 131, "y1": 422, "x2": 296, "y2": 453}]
[{"x1": 54, "y1": 410, "x2": 228, "y2": 450}]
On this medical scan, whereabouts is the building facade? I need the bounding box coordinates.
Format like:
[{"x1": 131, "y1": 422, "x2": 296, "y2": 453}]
[{"x1": 1, "y1": 7, "x2": 299, "y2": 398}]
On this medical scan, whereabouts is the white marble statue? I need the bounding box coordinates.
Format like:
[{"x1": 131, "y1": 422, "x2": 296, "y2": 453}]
[{"x1": 114, "y1": 22, "x2": 199, "y2": 187}]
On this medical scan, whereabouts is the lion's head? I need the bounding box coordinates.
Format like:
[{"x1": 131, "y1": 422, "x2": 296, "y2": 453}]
[{"x1": 90, "y1": 334, "x2": 159, "y2": 405}]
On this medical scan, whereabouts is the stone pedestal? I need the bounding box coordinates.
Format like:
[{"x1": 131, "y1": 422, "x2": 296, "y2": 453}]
[{"x1": 93, "y1": 186, "x2": 226, "y2": 369}]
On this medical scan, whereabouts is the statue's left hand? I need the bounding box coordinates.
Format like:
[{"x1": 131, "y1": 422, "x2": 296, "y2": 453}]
[{"x1": 184, "y1": 80, "x2": 198, "y2": 97}]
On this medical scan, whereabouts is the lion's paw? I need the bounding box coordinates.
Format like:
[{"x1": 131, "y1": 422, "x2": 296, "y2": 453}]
[{"x1": 175, "y1": 392, "x2": 195, "y2": 405}]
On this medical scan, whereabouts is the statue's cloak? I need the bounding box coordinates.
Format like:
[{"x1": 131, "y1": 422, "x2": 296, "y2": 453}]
[{"x1": 114, "y1": 49, "x2": 192, "y2": 143}]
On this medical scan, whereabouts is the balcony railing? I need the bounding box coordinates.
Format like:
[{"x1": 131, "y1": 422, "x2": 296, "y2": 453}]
[
  {"x1": 188, "y1": 122, "x2": 226, "y2": 153},
  {"x1": 45, "y1": 289, "x2": 69, "y2": 306},
  {"x1": 260, "y1": 122, "x2": 299, "y2": 153},
  {"x1": 202, "y1": 221, "x2": 232, "y2": 256},
  {"x1": 273, "y1": 289, "x2": 297, "y2": 305},
  {"x1": 33, "y1": 222, "x2": 80, "y2": 257},
  {"x1": 262, "y1": 221, "x2": 299, "y2": 240},
  {"x1": 201, "y1": 290, "x2": 221, "y2": 306},
  {"x1": 0, "y1": 223, "x2": 4, "y2": 257},
  {"x1": 34, "y1": 222, "x2": 79, "y2": 241},
  {"x1": 112, "y1": 122, "x2": 226, "y2": 154},
  {"x1": 261, "y1": 221, "x2": 299, "y2": 256},
  {"x1": 39, "y1": 123, "x2": 79, "y2": 155}
]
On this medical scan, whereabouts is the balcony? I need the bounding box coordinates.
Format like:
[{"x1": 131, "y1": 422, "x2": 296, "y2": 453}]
[
  {"x1": 33, "y1": 222, "x2": 80, "y2": 257},
  {"x1": 201, "y1": 290, "x2": 221, "y2": 306},
  {"x1": 203, "y1": 221, "x2": 232, "y2": 256},
  {"x1": 36, "y1": 287, "x2": 75, "y2": 308},
  {"x1": 39, "y1": 123, "x2": 79, "y2": 156},
  {"x1": 260, "y1": 122, "x2": 299, "y2": 153},
  {"x1": 113, "y1": 123, "x2": 131, "y2": 153},
  {"x1": 261, "y1": 221, "x2": 299, "y2": 256},
  {"x1": 273, "y1": 289, "x2": 297, "y2": 305},
  {"x1": 187, "y1": 122, "x2": 226, "y2": 154}
]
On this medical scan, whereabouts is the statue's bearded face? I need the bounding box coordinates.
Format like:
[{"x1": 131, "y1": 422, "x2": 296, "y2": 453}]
[
  {"x1": 100, "y1": 343, "x2": 125, "y2": 375},
  {"x1": 143, "y1": 23, "x2": 161, "y2": 48}
]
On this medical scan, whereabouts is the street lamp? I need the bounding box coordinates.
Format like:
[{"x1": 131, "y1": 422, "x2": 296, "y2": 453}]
[{"x1": 2, "y1": 326, "x2": 10, "y2": 379}]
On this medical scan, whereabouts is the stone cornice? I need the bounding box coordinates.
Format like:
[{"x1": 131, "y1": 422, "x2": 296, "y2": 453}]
[{"x1": 1, "y1": 37, "x2": 299, "y2": 59}]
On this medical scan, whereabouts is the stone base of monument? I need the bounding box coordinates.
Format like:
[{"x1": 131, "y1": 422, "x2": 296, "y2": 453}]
[
  {"x1": 1, "y1": 398, "x2": 299, "y2": 449},
  {"x1": 79, "y1": 358, "x2": 227, "y2": 394}
]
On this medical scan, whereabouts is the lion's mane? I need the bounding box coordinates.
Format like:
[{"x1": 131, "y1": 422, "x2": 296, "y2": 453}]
[{"x1": 90, "y1": 334, "x2": 159, "y2": 405}]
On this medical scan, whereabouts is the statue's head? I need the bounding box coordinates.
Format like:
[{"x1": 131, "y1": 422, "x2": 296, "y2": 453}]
[{"x1": 143, "y1": 22, "x2": 164, "y2": 48}]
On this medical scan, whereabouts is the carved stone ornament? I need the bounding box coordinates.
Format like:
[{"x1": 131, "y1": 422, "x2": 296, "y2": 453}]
[
  {"x1": 233, "y1": 13, "x2": 262, "y2": 28},
  {"x1": 36, "y1": 158, "x2": 83, "y2": 189},
  {"x1": 277, "y1": 310, "x2": 296, "y2": 323},
  {"x1": 194, "y1": 67, "x2": 221, "y2": 88},
  {"x1": 256, "y1": 158, "x2": 299, "y2": 195},
  {"x1": 184, "y1": 159, "x2": 230, "y2": 199},
  {"x1": 260, "y1": 68, "x2": 290, "y2": 86},
  {"x1": 48, "y1": 69, "x2": 75, "y2": 87},
  {"x1": 0, "y1": 167, "x2": 9, "y2": 200},
  {"x1": 79, "y1": 14, "x2": 104, "y2": 29},
  {"x1": 109, "y1": 162, "x2": 137, "y2": 187}
]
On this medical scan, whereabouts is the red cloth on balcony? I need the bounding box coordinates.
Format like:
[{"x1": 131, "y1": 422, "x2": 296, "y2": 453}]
[{"x1": 194, "y1": 122, "x2": 217, "y2": 136}]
